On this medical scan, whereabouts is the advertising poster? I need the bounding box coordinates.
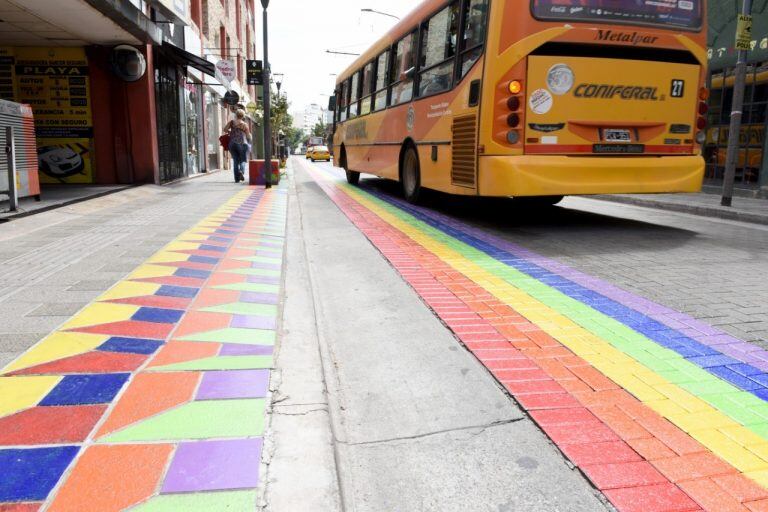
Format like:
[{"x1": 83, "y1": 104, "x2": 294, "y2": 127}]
[{"x1": 0, "y1": 47, "x2": 94, "y2": 184}]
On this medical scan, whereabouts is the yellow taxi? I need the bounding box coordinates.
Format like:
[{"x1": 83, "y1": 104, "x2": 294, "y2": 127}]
[
  {"x1": 309, "y1": 145, "x2": 331, "y2": 162},
  {"x1": 305, "y1": 146, "x2": 313, "y2": 159}
]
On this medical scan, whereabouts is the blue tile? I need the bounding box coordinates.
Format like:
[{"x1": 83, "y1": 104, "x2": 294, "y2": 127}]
[
  {"x1": 208, "y1": 236, "x2": 232, "y2": 243},
  {"x1": 0, "y1": 446, "x2": 79, "y2": 502},
  {"x1": 709, "y1": 366, "x2": 765, "y2": 391},
  {"x1": 729, "y1": 363, "x2": 765, "y2": 377},
  {"x1": 174, "y1": 268, "x2": 211, "y2": 279},
  {"x1": 199, "y1": 244, "x2": 227, "y2": 252},
  {"x1": 687, "y1": 355, "x2": 741, "y2": 368},
  {"x1": 132, "y1": 307, "x2": 184, "y2": 324},
  {"x1": 98, "y1": 337, "x2": 163, "y2": 355},
  {"x1": 39, "y1": 374, "x2": 129, "y2": 406},
  {"x1": 157, "y1": 285, "x2": 199, "y2": 298},
  {"x1": 188, "y1": 255, "x2": 220, "y2": 265},
  {"x1": 748, "y1": 373, "x2": 768, "y2": 387}
]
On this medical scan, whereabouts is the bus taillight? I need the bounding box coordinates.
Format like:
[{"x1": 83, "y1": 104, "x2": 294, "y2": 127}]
[
  {"x1": 506, "y1": 80, "x2": 524, "y2": 145},
  {"x1": 507, "y1": 96, "x2": 521, "y2": 111},
  {"x1": 508, "y1": 80, "x2": 523, "y2": 95},
  {"x1": 699, "y1": 87, "x2": 710, "y2": 101},
  {"x1": 698, "y1": 102, "x2": 709, "y2": 115},
  {"x1": 507, "y1": 113, "x2": 520, "y2": 128}
]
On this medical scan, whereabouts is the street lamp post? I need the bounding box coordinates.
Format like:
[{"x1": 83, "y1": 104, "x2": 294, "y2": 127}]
[{"x1": 261, "y1": 0, "x2": 272, "y2": 189}]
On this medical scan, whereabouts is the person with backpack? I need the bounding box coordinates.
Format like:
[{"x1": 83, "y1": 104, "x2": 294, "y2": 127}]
[{"x1": 223, "y1": 109, "x2": 251, "y2": 183}]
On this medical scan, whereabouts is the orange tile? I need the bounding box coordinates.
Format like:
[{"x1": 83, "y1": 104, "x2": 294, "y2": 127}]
[
  {"x1": 97, "y1": 372, "x2": 199, "y2": 437},
  {"x1": 627, "y1": 437, "x2": 677, "y2": 461},
  {"x1": 173, "y1": 310, "x2": 231, "y2": 338},
  {"x1": 746, "y1": 499, "x2": 768, "y2": 512},
  {"x1": 49, "y1": 444, "x2": 173, "y2": 512},
  {"x1": 652, "y1": 452, "x2": 737, "y2": 483},
  {"x1": 713, "y1": 474, "x2": 768, "y2": 503},
  {"x1": 147, "y1": 340, "x2": 220, "y2": 368},
  {"x1": 679, "y1": 478, "x2": 750, "y2": 512}
]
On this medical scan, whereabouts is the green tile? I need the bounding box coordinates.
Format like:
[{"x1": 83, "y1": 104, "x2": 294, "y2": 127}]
[
  {"x1": 214, "y1": 283, "x2": 280, "y2": 293},
  {"x1": 226, "y1": 268, "x2": 281, "y2": 277},
  {"x1": 201, "y1": 303, "x2": 278, "y2": 316},
  {"x1": 147, "y1": 355, "x2": 273, "y2": 372},
  {"x1": 131, "y1": 491, "x2": 257, "y2": 511},
  {"x1": 179, "y1": 327, "x2": 275, "y2": 345},
  {"x1": 100, "y1": 399, "x2": 265, "y2": 443}
]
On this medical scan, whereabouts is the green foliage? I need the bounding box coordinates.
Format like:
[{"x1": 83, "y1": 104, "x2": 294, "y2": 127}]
[{"x1": 312, "y1": 116, "x2": 326, "y2": 137}]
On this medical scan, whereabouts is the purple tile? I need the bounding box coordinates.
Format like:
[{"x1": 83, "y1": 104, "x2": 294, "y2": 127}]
[
  {"x1": 161, "y1": 438, "x2": 263, "y2": 493},
  {"x1": 251, "y1": 262, "x2": 281, "y2": 270},
  {"x1": 247, "y1": 275, "x2": 280, "y2": 285},
  {"x1": 241, "y1": 292, "x2": 279, "y2": 305},
  {"x1": 231, "y1": 315, "x2": 277, "y2": 330},
  {"x1": 197, "y1": 369, "x2": 270, "y2": 400},
  {"x1": 220, "y1": 344, "x2": 274, "y2": 356}
]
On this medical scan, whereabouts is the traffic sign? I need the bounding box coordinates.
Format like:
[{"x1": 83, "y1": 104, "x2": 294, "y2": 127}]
[{"x1": 247, "y1": 60, "x2": 263, "y2": 86}]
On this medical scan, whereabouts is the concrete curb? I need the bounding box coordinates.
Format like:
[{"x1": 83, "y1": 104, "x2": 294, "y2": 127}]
[{"x1": 591, "y1": 195, "x2": 768, "y2": 226}]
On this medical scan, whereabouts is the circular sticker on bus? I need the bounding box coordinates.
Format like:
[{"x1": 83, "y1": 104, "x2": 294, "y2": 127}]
[{"x1": 529, "y1": 89, "x2": 553, "y2": 115}]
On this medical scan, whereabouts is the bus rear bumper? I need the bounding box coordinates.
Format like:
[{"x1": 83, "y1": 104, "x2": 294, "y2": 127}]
[{"x1": 477, "y1": 155, "x2": 705, "y2": 197}]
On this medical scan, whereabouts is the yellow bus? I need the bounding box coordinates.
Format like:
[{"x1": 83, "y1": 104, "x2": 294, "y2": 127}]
[{"x1": 332, "y1": 0, "x2": 709, "y2": 204}]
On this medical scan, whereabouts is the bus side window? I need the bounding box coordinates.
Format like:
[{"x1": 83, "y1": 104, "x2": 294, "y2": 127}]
[
  {"x1": 391, "y1": 32, "x2": 416, "y2": 106},
  {"x1": 360, "y1": 61, "x2": 375, "y2": 116},
  {"x1": 349, "y1": 71, "x2": 360, "y2": 118},
  {"x1": 373, "y1": 50, "x2": 390, "y2": 111},
  {"x1": 417, "y1": 2, "x2": 459, "y2": 98},
  {"x1": 459, "y1": 0, "x2": 488, "y2": 78},
  {"x1": 339, "y1": 80, "x2": 348, "y2": 122}
]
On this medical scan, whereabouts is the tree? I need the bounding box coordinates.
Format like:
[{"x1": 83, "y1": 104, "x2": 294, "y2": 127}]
[{"x1": 312, "y1": 116, "x2": 326, "y2": 138}]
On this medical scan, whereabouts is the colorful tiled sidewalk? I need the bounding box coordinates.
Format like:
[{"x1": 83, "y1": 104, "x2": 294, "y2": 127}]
[
  {"x1": 305, "y1": 160, "x2": 768, "y2": 512},
  {"x1": 0, "y1": 183, "x2": 287, "y2": 511}
]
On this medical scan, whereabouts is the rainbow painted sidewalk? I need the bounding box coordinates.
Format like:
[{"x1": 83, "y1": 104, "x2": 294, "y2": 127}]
[
  {"x1": 0, "y1": 184, "x2": 287, "y2": 511},
  {"x1": 305, "y1": 160, "x2": 768, "y2": 512}
]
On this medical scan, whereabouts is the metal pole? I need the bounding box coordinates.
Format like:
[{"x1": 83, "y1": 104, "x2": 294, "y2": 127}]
[
  {"x1": 262, "y1": 4, "x2": 272, "y2": 189},
  {"x1": 5, "y1": 127, "x2": 17, "y2": 212},
  {"x1": 721, "y1": 0, "x2": 753, "y2": 206}
]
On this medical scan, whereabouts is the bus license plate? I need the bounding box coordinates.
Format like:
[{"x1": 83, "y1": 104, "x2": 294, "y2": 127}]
[
  {"x1": 593, "y1": 144, "x2": 645, "y2": 154},
  {"x1": 603, "y1": 129, "x2": 632, "y2": 142}
]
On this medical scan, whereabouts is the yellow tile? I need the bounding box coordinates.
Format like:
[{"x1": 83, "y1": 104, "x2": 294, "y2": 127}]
[
  {"x1": 2, "y1": 332, "x2": 108, "y2": 374},
  {"x1": 720, "y1": 426, "x2": 768, "y2": 448},
  {"x1": 645, "y1": 399, "x2": 690, "y2": 417},
  {"x1": 654, "y1": 384, "x2": 710, "y2": 413},
  {"x1": 745, "y1": 469, "x2": 768, "y2": 488},
  {"x1": 146, "y1": 251, "x2": 188, "y2": 264},
  {"x1": 667, "y1": 411, "x2": 736, "y2": 433},
  {"x1": 98, "y1": 281, "x2": 160, "y2": 301},
  {"x1": 164, "y1": 241, "x2": 201, "y2": 252},
  {"x1": 127, "y1": 264, "x2": 177, "y2": 279},
  {"x1": 0, "y1": 376, "x2": 61, "y2": 418},
  {"x1": 61, "y1": 303, "x2": 138, "y2": 330}
]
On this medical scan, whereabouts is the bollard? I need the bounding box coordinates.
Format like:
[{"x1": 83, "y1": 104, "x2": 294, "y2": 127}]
[{"x1": 5, "y1": 126, "x2": 17, "y2": 212}]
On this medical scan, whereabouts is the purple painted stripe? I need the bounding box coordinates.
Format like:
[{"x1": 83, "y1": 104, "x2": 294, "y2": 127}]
[
  {"x1": 247, "y1": 275, "x2": 280, "y2": 285},
  {"x1": 196, "y1": 369, "x2": 270, "y2": 400},
  {"x1": 251, "y1": 262, "x2": 281, "y2": 270}
]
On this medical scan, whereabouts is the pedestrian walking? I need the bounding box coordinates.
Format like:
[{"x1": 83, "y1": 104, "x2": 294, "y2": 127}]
[{"x1": 223, "y1": 109, "x2": 251, "y2": 183}]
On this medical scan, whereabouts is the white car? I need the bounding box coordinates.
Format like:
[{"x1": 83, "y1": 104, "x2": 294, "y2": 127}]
[{"x1": 38, "y1": 146, "x2": 85, "y2": 180}]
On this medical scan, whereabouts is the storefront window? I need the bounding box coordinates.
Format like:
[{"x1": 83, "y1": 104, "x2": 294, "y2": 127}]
[
  {"x1": 206, "y1": 91, "x2": 221, "y2": 170},
  {"x1": 184, "y1": 82, "x2": 204, "y2": 174}
]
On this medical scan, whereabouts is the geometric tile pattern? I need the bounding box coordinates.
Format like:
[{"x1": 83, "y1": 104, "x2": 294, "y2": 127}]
[
  {"x1": 307, "y1": 161, "x2": 768, "y2": 512},
  {"x1": 0, "y1": 182, "x2": 286, "y2": 510}
]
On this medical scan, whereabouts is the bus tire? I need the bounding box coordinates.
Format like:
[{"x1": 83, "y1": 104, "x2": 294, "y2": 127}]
[
  {"x1": 401, "y1": 145, "x2": 421, "y2": 204},
  {"x1": 341, "y1": 148, "x2": 360, "y2": 185}
]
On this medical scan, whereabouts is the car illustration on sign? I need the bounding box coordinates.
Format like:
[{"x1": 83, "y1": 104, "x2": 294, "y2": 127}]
[{"x1": 38, "y1": 146, "x2": 86, "y2": 181}]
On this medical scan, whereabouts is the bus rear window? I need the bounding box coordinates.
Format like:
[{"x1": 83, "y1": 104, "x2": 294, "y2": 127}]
[{"x1": 531, "y1": 0, "x2": 702, "y2": 30}]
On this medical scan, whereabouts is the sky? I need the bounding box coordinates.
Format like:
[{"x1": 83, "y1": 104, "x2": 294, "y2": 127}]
[{"x1": 255, "y1": 0, "x2": 417, "y2": 115}]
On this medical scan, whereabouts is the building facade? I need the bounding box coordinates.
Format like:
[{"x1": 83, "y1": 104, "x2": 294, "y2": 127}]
[
  {"x1": 704, "y1": 1, "x2": 768, "y2": 197},
  {"x1": 1, "y1": 0, "x2": 258, "y2": 186}
]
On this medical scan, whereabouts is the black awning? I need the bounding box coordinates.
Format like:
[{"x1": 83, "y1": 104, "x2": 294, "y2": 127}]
[{"x1": 160, "y1": 41, "x2": 216, "y2": 77}]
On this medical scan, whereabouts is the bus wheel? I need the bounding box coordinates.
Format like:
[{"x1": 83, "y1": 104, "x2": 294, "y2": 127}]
[
  {"x1": 345, "y1": 170, "x2": 360, "y2": 185},
  {"x1": 402, "y1": 146, "x2": 421, "y2": 204}
]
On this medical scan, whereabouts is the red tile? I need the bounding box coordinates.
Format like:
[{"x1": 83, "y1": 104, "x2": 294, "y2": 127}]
[
  {"x1": 0, "y1": 504, "x2": 42, "y2": 512},
  {"x1": 68, "y1": 320, "x2": 173, "y2": 340},
  {"x1": 559, "y1": 440, "x2": 642, "y2": 466},
  {"x1": 530, "y1": 407, "x2": 598, "y2": 426},
  {"x1": 108, "y1": 295, "x2": 192, "y2": 310},
  {"x1": 493, "y1": 368, "x2": 550, "y2": 382},
  {"x1": 10, "y1": 351, "x2": 147, "y2": 375},
  {"x1": 503, "y1": 379, "x2": 564, "y2": 395},
  {"x1": 0, "y1": 405, "x2": 106, "y2": 445},
  {"x1": 516, "y1": 392, "x2": 582, "y2": 410},
  {"x1": 582, "y1": 461, "x2": 669, "y2": 490},
  {"x1": 544, "y1": 421, "x2": 620, "y2": 445},
  {"x1": 132, "y1": 276, "x2": 205, "y2": 287},
  {"x1": 483, "y1": 358, "x2": 537, "y2": 370},
  {"x1": 746, "y1": 500, "x2": 768, "y2": 512},
  {"x1": 604, "y1": 483, "x2": 701, "y2": 512}
]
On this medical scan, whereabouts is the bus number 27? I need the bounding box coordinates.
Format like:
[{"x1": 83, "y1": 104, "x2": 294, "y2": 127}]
[{"x1": 671, "y1": 80, "x2": 685, "y2": 98}]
